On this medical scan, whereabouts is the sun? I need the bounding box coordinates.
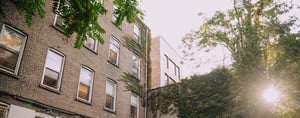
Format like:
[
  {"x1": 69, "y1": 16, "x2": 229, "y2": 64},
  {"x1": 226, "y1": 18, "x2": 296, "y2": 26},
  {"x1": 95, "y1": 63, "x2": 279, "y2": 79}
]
[{"x1": 263, "y1": 86, "x2": 281, "y2": 104}]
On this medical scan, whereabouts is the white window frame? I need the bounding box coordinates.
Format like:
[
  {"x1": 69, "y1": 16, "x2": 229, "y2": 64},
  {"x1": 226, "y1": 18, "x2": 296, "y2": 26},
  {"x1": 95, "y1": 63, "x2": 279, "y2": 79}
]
[
  {"x1": 0, "y1": 102, "x2": 9, "y2": 118},
  {"x1": 53, "y1": 1, "x2": 70, "y2": 30},
  {"x1": 108, "y1": 36, "x2": 120, "y2": 66},
  {"x1": 76, "y1": 66, "x2": 94, "y2": 103},
  {"x1": 130, "y1": 94, "x2": 139, "y2": 118},
  {"x1": 53, "y1": 14, "x2": 64, "y2": 30},
  {"x1": 132, "y1": 53, "x2": 140, "y2": 79},
  {"x1": 105, "y1": 79, "x2": 117, "y2": 111},
  {"x1": 41, "y1": 48, "x2": 65, "y2": 92},
  {"x1": 0, "y1": 24, "x2": 27, "y2": 75},
  {"x1": 84, "y1": 37, "x2": 98, "y2": 52},
  {"x1": 133, "y1": 23, "x2": 141, "y2": 43}
]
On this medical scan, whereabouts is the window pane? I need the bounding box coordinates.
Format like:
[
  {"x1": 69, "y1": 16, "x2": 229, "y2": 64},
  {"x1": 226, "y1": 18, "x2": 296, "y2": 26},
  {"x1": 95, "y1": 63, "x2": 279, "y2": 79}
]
[
  {"x1": 45, "y1": 51, "x2": 63, "y2": 72},
  {"x1": 79, "y1": 68, "x2": 93, "y2": 85},
  {"x1": 131, "y1": 95, "x2": 137, "y2": 106},
  {"x1": 134, "y1": 24, "x2": 140, "y2": 36},
  {"x1": 79, "y1": 83, "x2": 90, "y2": 100},
  {"x1": 105, "y1": 95, "x2": 114, "y2": 109},
  {"x1": 112, "y1": 5, "x2": 117, "y2": 23},
  {"x1": 84, "y1": 38, "x2": 97, "y2": 51},
  {"x1": 110, "y1": 37, "x2": 120, "y2": 47},
  {"x1": 54, "y1": 15, "x2": 64, "y2": 28},
  {"x1": 43, "y1": 68, "x2": 59, "y2": 88},
  {"x1": 109, "y1": 48, "x2": 117, "y2": 64},
  {"x1": 106, "y1": 81, "x2": 114, "y2": 96},
  {"x1": 109, "y1": 37, "x2": 119, "y2": 65},
  {"x1": 0, "y1": 107, "x2": 4, "y2": 117},
  {"x1": 132, "y1": 55, "x2": 139, "y2": 67},
  {"x1": 1, "y1": 26, "x2": 23, "y2": 52},
  {"x1": 0, "y1": 104, "x2": 8, "y2": 118},
  {"x1": 78, "y1": 67, "x2": 93, "y2": 101},
  {"x1": 132, "y1": 67, "x2": 138, "y2": 78},
  {"x1": 130, "y1": 105, "x2": 137, "y2": 118},
  {"x1": 0, "y1": 47, "x2": 18, "y2": 70}
]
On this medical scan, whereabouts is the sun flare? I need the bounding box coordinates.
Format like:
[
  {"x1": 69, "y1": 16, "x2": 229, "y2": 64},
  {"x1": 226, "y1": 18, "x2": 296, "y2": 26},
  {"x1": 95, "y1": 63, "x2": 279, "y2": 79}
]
[{"x1": 263, "y1": 86, "x2": 280, "y2": 104}]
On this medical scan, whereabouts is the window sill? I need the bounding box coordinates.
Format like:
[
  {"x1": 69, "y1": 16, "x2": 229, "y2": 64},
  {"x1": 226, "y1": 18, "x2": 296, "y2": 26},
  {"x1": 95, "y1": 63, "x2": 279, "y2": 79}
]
[
  {"x1": 52, "y1": 25, "x2": 65, "y2": 34},
  {"x1": 83, "y1": 46, "x2": 98, "y2": 55},
  {"x1": 75, "y1": 98, "x2": 92, "y2": 106},
  {"x1": 107, "y1": 60, "x2": 119, "y2": 68},
  {"x1": 39, "y1": 84, "x2": 61, "y2": 95},
  {"x1": 111, "y1": 22, "x2": 122, "y2": 30},
  {"x1": 104, "y1": 107, "x2": 116, "y2": 114},
  {"x1": 0, "y1": 70, "x2": 20, "y2": 79}
]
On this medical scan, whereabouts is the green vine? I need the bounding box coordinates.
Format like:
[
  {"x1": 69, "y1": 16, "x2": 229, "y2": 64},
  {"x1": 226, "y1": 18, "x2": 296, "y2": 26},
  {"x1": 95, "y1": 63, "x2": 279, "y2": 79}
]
[
  {"x1": 121, "y1": 20, "x2": 151, "y2": 106},
  {"x1": 121, "y1": 72, "x2": 144, "y2": 96},
  {"x1": 148, "y1": 68, "x2": 234, "y2": 118}
]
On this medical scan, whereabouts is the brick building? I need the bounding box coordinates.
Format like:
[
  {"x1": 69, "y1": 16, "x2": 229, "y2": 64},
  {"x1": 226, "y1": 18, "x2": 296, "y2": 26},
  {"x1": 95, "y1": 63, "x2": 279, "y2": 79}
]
[
  {"x1": 0, "y1": 0, "x2": 149, "y2": 118},
  {"x1": 150, "y1": 36, "x2": 182, "y2": 89}
]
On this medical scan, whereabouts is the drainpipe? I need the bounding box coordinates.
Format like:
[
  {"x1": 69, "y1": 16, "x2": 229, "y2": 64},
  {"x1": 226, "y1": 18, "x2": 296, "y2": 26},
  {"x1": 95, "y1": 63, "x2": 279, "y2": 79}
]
[{"x1": 144, "y1": 28, "x2": 149, "y2": 118}]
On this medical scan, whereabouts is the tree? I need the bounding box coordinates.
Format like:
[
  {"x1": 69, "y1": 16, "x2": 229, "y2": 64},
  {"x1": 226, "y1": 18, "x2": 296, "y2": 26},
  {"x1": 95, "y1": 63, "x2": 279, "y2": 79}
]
[
  {"x1": 182, "y1": 0, "x2": 300, "y2": 117},
  {"x1": 0, "y1": 0, "x2": 143, "y2": 48}
]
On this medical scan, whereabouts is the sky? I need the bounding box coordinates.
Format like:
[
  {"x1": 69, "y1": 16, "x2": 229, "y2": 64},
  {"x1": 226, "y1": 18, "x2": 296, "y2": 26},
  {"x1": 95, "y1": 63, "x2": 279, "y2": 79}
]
[{"x1": 140, "y1": 0, "x2": 233, "y2": 77}]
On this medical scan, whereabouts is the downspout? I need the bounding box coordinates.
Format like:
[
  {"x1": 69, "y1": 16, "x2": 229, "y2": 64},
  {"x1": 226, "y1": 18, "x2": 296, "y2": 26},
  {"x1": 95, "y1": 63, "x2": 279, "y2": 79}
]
[{"x1": 144, "y1": 28, "x2": 149, "y2": 118}]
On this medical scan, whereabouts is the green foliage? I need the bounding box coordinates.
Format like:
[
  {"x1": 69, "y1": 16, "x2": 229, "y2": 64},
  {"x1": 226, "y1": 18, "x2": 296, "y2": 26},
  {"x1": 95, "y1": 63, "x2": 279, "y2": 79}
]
[
  {"x1": 122, "y1": 21, "x2": 152, "y2": 89},
  {"x1": 148, "y1": 68, "x2": 234, "y2": 118},
  {"x1": 53, "y1": 0, "x2": 107, "y2": 48},
  {"x1": 14, "y1": 0, "x2": 45, "y2": 26},
  {"x1": 113, "y1": 0, "x2": 143, "y2": 27},
  {"x1": 0, "y1": 0, "x2": 143, "y2": 48},
  {"x1": 121, "y1": 22, "x2": 152, "y2": 106},
  {"x1": 121, "y1": 72, "x2": 144, "y2": 96},
  {"x1": 182, "y1": 0, "x2": 300, "y2": 117},
  {"x1": 146, "y1": 31, "x2": 152, "y2": 89},
  {"x1": 122, "y1": 25, "x2": 147, "y2": 58}
]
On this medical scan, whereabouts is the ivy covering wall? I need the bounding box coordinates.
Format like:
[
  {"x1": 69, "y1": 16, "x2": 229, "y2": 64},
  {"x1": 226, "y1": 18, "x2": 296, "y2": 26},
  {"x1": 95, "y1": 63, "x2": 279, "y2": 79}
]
[{"x1": 148, "y1": 68, "x2": 233, "y2": 118}]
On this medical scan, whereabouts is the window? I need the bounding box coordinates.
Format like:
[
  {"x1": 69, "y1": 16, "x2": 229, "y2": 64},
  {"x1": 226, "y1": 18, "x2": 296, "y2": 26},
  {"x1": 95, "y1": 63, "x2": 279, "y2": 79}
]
[
  {"x1": 165, "y1": 55, "x2": 169, "y2": 69},
  {"x1": 53, "y1": 2, "x2": 70, "y2": 30},
  {"x1": 132, "y1": 53, "x2": 140, "y2": 79},
  {"x1": 0, "y1": 24, "x2": 27, "y2": 75},
  {"x1": 108, "y1": 36, "x2": 120, "y2": 65},
  {"x1": 77, "y1": 66, "x2": 94, "y2": 102},
  {"x1": 112, "y1": 5, "x2": 117, "y2": 24},
  {"x1": 133, "y1": 23, "x2": 141, "y2": 43},
  {"x1": 0, "y1": 102, "x2": 9, "y2": 118},
  {"x1": 84, "y1": 37, "x2": 98, "y2": 52},
  {"x1": 176, "y1": 66, "x2": 180, "y2": 79},
  {"x1": 41, "y1": 49, "x2": 65, "y2": 91},
  {"x1": 165, "y1": 54, "x2": 179, "y2": 76},
  {"x1": 130, "y1": 94, "x2": 138, "y2": 118},
  {"x1": 162, "y1": 74, "x2": 175, "y2": 86},
  {"x1": 112, "y1": 5, "x2": 122, "y2": 28},
  {"x1": 105, "y1": 79, "x2": 116, "y2": 111},
  {"x1": 53, "y1": 14, "x2": 64, "y2": 29}
]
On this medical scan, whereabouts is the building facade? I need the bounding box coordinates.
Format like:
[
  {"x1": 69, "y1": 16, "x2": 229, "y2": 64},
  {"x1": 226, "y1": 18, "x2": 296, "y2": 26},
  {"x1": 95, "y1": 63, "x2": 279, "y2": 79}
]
[
  {"x1": 150, "y1": 36, "x2": 182, "y2": 89},
  {"x1": 0, "y1": 0, "x2": 149, "y2": 118}
]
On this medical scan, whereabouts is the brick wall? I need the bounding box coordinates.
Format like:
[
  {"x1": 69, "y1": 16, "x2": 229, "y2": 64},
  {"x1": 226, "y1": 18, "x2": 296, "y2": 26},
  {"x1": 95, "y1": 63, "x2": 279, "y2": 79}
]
[{"x1": 0, "y1": 0, "x2": 147, "y2": 117}]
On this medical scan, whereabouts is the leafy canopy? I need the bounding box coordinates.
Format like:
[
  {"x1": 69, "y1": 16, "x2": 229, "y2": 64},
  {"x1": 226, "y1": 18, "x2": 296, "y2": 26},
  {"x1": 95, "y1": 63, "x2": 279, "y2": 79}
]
[{"x1": 182, "y1": 0, "x2": 300, "y2": 117}]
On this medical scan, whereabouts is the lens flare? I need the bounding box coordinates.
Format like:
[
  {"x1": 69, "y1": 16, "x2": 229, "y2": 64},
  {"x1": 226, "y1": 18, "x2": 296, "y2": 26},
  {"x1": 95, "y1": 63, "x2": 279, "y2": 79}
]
[{"x1": 263, "y1": 86, "x2": 280, "y2": 104}]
